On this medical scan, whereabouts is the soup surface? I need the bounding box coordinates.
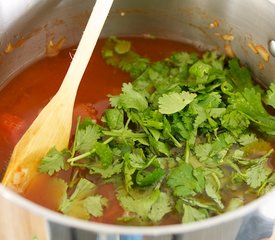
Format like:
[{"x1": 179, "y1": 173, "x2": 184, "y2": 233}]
[{"x1": 0, "y1": 37, "x2": 274, "y2": 226}]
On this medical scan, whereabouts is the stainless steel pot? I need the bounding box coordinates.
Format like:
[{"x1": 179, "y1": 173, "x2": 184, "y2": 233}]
[{"x1": 0, "y1": 0, "x2": 275, "y2": 239}]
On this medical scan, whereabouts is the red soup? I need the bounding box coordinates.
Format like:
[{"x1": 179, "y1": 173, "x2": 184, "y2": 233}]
[{"x1": 0, "y1": 37, "x2": 274, "y2": 226}]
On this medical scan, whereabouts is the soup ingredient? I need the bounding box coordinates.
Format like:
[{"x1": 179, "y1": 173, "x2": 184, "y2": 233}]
[
  {"x1": 0, "y1": 113, "x2": 26, "y2": 144},
  {"x1": 39, "y1": 37, "x2": 274, "y2": 224},
  {"x1": 2, "y1": 0, "x2": 114, "y2": 192}
]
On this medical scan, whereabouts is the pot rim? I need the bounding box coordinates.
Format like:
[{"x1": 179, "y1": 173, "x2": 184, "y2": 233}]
[{"x1": 0, "y1": 184, "x2": 274, "y2": 235}]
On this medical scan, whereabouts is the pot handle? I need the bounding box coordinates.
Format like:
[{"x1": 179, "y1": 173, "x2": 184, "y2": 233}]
[
  {"x1": 235, "y1": 192, "x2": 275, "y2": 240},
  {"x1": 235, "y1": 212, "x2": 274, "y2": 240}
]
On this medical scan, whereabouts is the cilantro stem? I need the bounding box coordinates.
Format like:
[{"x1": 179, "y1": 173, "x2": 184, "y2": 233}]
[
  {"x1": 125, "y1": 117, "x2": 131, "y2": 129},
  {"x1": 168, "y1": 132, "x2": 182, "y2": 148},
  {"x1": 103, "y1": 136, "x2": 114, "y2": 145},
  {"x1": 184, "y1": 142, "x2": 190, "y2": 163},
  {"x1": 102, "y1": 130, "x2": 147, "y2": 138},
  {"x1": 71, "y1": 117, "x2": 82, "y2": 157},
  {"x1": 68, "y1": 169, "x2": 80, "y2": 188},
  {"x1": 257, "y1": 179, "x2": 268, "y2": 196},
  {"x1": 211, "y1": 172, "x2": 221, "y2": 189},
  {"x1": 221, "y1": 82, "x2": 234, "y2": 96},
  {"x1": 68, "y1": 150, "x2": 95, "y2": 164},
  {"x1": 67, "y1": 137, "x2": 114, "y2": 164}
]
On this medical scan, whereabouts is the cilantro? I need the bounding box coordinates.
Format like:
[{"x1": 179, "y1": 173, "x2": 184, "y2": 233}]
[
  {"x1": 84, "y1": 195, "x2": 108, "y2": 217},
  {"x1": 194, "y1": 143, "x2": 212, "y2": 162},
  {"x1": 228, "y1": 81, "x2": 275, "y2": 135},
  {"x1": 117, "y1": 188, "x2": 159, "y2": 219},
  {"x1": 60, "y1": 178, "x2": 96, "y2": 219},
  {"x1": 74, "y1": 123, "x2": 101, "y2": 154},
  {"x1": 110, "y1": 83, "x2": 148, "y2": 112},
  {"x1": 39, "y1": 147, "x2": 67, "y2": 176},
  {"x1": 226, "y1": 198, "x2": 244, "y2": 212},
  {"x1": 114, "y1": 39, "x2": 131, "y2": 54},
  {"x1": 95, "y1": 142, "x2": 113, "y2": 168},
  {"x1": 205, "y1": 175, "x2": 224, "y2": 209},
  {"x1": 148, "y1": 192, "x2": 172, "y2": 222},
  {"x1": 103, "y1": 109, "x2": 124, "y2": 130},
  {"x1": 238, "y1": 133, "x2": 257, "y2": 146},
  {"x1": 244, "y1": 151, "x2": 273, "y2": 189},
  {"x1": 182, "y1": 204, "x2": 208, "y2": 223},
  {"x1": 148, "y1": 136, "x2": 170, "y2": 156},
  {"x1": 158, "y1": 91, "x2": 196, "y2": 115},
  {"x1": 136, "y1": 168, "x2": 165, "y2": 186},
  {"x1": 89, "y1": 160, "x2": 123, "y2": 178},
  {"x1": 117, "y1": 189, "x2": 171, "y2": 222},
  {"x1": 228, "y1": 58, "x2": 254, "y2": 91},
  {"x1": 221, "y1": 110, "x2": 250, "y2": 137},
  {"x1": 39, "y1": 37, "x2": 275, "y2": 225},
  {"x1": 189, "y1": 60, "x2": 212, "y2": 84},
  {"x1": 102, "y1": 37, "x2": 149, "y2": 78},
  {"x1": 59, "y1": 178, "x2": 107, "y2": 219},
  {"x1": 265, "y1": 83, "x2": 275, "y2": 108},
  {"x1": 167, "y1": 163, "x2": 204, "y2": 197}
]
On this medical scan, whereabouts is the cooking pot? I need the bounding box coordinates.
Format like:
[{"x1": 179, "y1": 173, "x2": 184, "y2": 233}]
[{"x1": 0, "y1": 0, "x2": 275, "y2": 239}]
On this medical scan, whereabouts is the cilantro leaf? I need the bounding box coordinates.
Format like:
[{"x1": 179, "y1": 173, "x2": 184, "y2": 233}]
[
  {"x1": 229, "y1": 88, "x2": 275, "y2": 134},
  {"x1": 167, "y1": 163, "x2": 204, "y2": 197},
  {"x1": 205, "y1": 175, "x2": 224, "y2": 209},
  {"x1": 194, "y1": 143, "x2": 212, "y2": 162},
  {"x1": 117, "y1": 189, "x2": 160, "y2": 219},
  {"x1": 114, "y1": 39, "x2": 131, "y2": 54},
  {"x1": 136, "y1": 168, "x2": 165, "y2": 187},
  {"x1": 169, "y1": 52, "x2": 198, "y2": 67},
  {"x1": 228, "y1": 58, "x2": 254, "y2": 91},
  {"x1": 117, "y1": 189, "x2": 171, "y2": 222},
  {"x1": 74, "y1": 124, "x2": 101, "y2": 154},
  {"x1": 39, "y1": 147, "x2": 67, "y2": 176},
  {"x1": 110, "y1": 83, "x2": 148, "y2": 112},
  {"x1": 103, "y1": 109, "x2": 124, "y2": 130},
  {"x1": 265, "y1": 83, "x2": 275, "y2": 108},
  {"x1": 148, "y1": 192, "x2": 172, "y2": 222},
  {"x1": 189, "y1": 60, "x2": 212, "y2": 84},
  {"x1": 226, "y1": 198, "x2": 244, "y2": 212},
  {"x1": 158, "y1": 91, "x2": 196, "y2": 115},
  {"x1": 148, "y1": 136, "x2": 170, "y2": 156},
  {"x1": 102, "y1": 37, "x2": 149, "y2": 78},
  {"x1": 182, "y1": 204, "x2": 208, "y2": 223},
  {"x1": 59, "y1": 178, "x2": 96, "y2": 219},
  {"x1": 238, "y1": 133, "x2": 258, "y2": 146},
  {"x1": 84, "y1": 195, "x2": 108, "y2": 217},
  {"x1": 95, "y1": 142, "x2": 113, "y2": 168},
  {"x1": 221, "y1": 110, "x2": 250, "y2": 137},
  {"x1": 89, "y1": 160, "x2": 123, "y2": 178},
  {"x1": 245, "y1": 156, "x2": 273, "y2": 189}
]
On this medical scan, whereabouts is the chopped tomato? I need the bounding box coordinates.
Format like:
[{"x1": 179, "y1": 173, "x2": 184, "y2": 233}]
[
  {"x1": 72, "y1": 100, "x2": 110, "y2": 132},
  {"x1": 93, "y1": 99, "x2": 110, "y2": 119},
  {"x1": 72, "y1": 103, "x2": 98, "y2": 133},
  {"x1": 0, "y1": 113, "x2": 26, "y2": 145},
  {"x1": 73, "y1": 103, "x2": 97, "y2": 121}
]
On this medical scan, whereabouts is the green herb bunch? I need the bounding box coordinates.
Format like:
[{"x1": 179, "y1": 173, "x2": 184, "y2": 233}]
[{"x1": 39, "y1": 37, "x2": 275, "y2": 225}]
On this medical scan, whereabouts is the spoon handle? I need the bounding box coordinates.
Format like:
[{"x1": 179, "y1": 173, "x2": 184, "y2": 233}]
[{"x1": 60, "y1": 0, "x2": 114, "y2": 96}]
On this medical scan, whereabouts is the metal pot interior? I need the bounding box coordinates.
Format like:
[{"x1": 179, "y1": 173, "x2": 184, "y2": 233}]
[{"x1": 0, "y1": 0, "x2": 275, "y2": 237}]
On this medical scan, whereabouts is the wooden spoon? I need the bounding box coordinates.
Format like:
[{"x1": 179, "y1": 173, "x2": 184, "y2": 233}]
[{"x1": 2, "y1": 0, "x2": 114, "y2": 192}]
